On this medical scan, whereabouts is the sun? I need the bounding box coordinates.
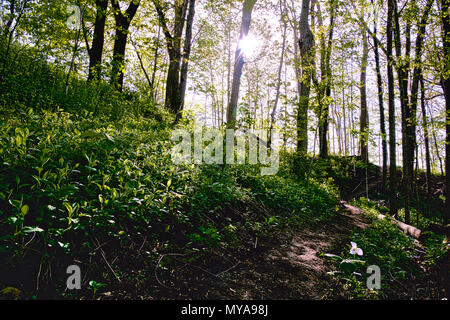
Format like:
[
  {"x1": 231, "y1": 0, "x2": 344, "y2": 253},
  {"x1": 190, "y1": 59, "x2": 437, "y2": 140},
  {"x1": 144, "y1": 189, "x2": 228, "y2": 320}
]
[{"x1": 238, "y1": 34, "x2": 260, "y2": 58}]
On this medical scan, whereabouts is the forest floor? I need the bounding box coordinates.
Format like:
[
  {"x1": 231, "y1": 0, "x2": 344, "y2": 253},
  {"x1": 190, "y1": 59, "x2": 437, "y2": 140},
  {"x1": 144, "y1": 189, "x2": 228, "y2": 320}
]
[
  {"x1": 139, "y1": 166, "x2": 448, "y2": 300},
  {"x1": 130, "y1": 202, "x2": 369, "y2": 300},
  {"x1": 149, "y1": 201, "x2": 448, "y2": 300},
  {"x1": 204, "y1": 202, "x2": 371, "y2": 300}
]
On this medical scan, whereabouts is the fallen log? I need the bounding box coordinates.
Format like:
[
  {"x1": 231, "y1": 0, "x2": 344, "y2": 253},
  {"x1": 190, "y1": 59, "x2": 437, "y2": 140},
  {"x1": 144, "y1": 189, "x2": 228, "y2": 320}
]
[
  {"x1": 340, "y1": 201, "x2": 422, "y2": 240},
  {"x1": 376, "y1": 214, "x2": 421, "y2": 240}
]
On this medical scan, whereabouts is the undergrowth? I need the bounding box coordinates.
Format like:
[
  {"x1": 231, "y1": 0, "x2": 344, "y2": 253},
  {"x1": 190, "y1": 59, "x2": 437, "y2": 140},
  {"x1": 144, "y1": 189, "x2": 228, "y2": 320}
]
[{"x1": 0, "y1": 45, "x2": 339, "y2": 298}]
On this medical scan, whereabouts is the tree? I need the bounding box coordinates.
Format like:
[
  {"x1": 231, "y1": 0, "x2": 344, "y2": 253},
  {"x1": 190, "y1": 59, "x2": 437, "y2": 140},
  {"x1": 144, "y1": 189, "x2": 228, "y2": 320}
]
[
  {"x1": 226, "y1": 0, "x2": 258, "y2": 128},
  {"x1": 373, "y1": 2, "x2": 387, "y2": 193},
  {"x1": 387, "y1": 0, "x2": 398, "y2": 217},
  {"x1": 0, "y1": 0, "x2": 30, "y2": 81},
  {"x1": 314, "y1": 0, "x2": 336, "y2": 159},
  {"x1": 358, "y1": 2, "x2": 369, "y2": 164},
  {"x1": 420, "y1": 76, "x2": 432, "y2": 197},
  {"x1": 269, "y1": 0, "x2": 288, "y2": 148},
  {"x1": 296, "y1": 0, "x2": 314, "y2": 153},
  {"x1": 153, "y1": 0, "x2": 196, "y2": 116},
  {"x1": 441, "y1": 0, "x2": 450, "y2": 224},
  {"x1": 393, "y1": 0, "x2": 413, "y2": 223},
  {"x1": 85, "y1": 0, "x2": 108, "y2": 82},
  {"x1": 110, "y1": 0, "x2": 140, "y2": 91},
  {"x1": 179, "y1": 0, "x2": 196, "y2": 113}
]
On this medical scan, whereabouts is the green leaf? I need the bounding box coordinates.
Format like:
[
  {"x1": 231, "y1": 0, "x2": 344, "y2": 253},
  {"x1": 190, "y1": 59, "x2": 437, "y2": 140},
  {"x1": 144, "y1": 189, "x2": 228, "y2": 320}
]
[
  {"x1": 22, "y1": 226, "x2": 44, "y2": 233},
  {"x1": 21, "y1": 205, "x2": 29, "y2": 216},
  {"x1": 339, "y1": 259, "x2": 366, "y2": 273},
  {"x1": 9, "y1": 199, "x2": 21, "y2": 209},
  {"x1": 63, "y1": 202, "x2": 73, "y2": 216},
  {"x1": 323, "y1": 253, "x2": 343, "y2": 261}
]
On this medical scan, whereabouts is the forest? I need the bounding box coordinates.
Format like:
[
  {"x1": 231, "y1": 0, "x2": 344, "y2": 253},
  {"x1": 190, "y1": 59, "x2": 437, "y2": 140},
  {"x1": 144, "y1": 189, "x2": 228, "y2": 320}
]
[{"x1": 0, "y1": 0, "x2": 449, "y2": 302}]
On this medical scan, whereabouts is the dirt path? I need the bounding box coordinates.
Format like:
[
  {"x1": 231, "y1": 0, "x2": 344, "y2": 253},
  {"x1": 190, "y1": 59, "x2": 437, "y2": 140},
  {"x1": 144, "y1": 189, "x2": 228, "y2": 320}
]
[
  {"x1": 122, "y1": 199, "x2": 446, "y2": 300},
  {"x1": 205, "y1": 203, "x2": 370, "y2": 299}
]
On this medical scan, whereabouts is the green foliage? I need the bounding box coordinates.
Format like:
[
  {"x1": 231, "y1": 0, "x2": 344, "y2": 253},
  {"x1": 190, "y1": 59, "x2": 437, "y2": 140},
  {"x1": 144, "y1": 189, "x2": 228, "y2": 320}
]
[
  {"x1": 326, "y1": 198, "x2": 448, "y2": 299},
  {"x1": 0, "y1": 50, "x2": 340, "y2": 297},
  {"x1": 283, "y1": 153, "x2": 379, "y2": 198},
  {"x1": 324, "y1": 215, "x2": 417, "y2": 299},
  {"x1": 0, "y1": 44, "x2": 171, "y2": 122}
]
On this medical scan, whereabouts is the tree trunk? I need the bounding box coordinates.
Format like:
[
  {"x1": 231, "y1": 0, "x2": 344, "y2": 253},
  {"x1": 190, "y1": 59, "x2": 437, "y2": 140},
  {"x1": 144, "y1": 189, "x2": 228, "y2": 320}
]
[
  {"x1": 410, "y1": 0, "x2": 434, "y2": 152},
  {"x1": 179, "y1": 0, "x2": 196, "y2": 114},
  {"x1": 150, "y1": 26, "x2": 161, "y2": 102},
  {"x1": 441, "y1": 0, "x2": 450, "y2": 224},
  {"x1": 374, "y1": 19, "x2": 387, "y2": 193},
  {"x1": 359, "y1": 18, "x2": 369, "y2": 164},
  {"x1": 420, "y1": 77, "x2": 432, "y2": 197},
  {"x1": 393, "y1": 0, "x2": 411, "y2": 223},
  {"x1": 88, "y1": 0, "x2": 108, "y2": 82},
  {"x1": 226, "y1": 0, "x2": 257, "y2": 128},
  {"x1": 295, "y1": 0, "x2": 314, "y2": 154},
  {"x1": 269, "y1": 2, "x2": 287, "y2": 148},
  {"x1": 387, "y1": 0, "x2": 398, "y2": 217},
  {"x1": 154, "y1": 0, "x2": 195, "y2": 115},
  {"x1": 110, "y1": 0, "x2": 140, "y2": 91},
  {"x1": 317, "y1": 0, "x2": 335, "y2": 158}
]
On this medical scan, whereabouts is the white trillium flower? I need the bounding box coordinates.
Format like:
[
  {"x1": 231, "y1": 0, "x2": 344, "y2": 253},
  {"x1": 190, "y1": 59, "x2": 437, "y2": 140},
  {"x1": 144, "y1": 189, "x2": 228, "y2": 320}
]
[{"x1": 350, "y1": 242, "x2": 363, "y2": 256}]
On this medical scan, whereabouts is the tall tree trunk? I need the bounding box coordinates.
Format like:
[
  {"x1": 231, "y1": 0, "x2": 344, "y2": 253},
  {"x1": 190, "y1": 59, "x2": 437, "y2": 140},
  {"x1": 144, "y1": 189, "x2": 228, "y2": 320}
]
[
  {"x1": 88, "y1": 0, "x2": 108, "y2": 81},
  {"x1": 410, "y1": 0, "x2": 434, "y2": 151},
  {"x1": 269, "y1": 1, "x2": 287, "y2": 148},
  {"x1": 393, "y1": 0, "x2": 411, "y2": 223},
  {"x1": 179, "y1": 0, "x2": 196, "y2": 114},
  {"x1": 387, "y1": 0, "x2": 398, "y2": 217},
  {"x1": 317, "y1": 0, "x2": 336, "y2": 158},
  {"x1": 420, "y1": 77, "x2": 432, "y2": 197},
  {"x1": 0, "y1": 0, "x2": 29, "y2": 82},
  {"x1": 150, "y1": 26, "x2": 161, "y2": 102},
  {"x1": 441, "y1": 0, "x2": 450, "y2": 224},
  {"x1": 110, "y1": 0, "x2": 140, "y2": 91},
  {"x1": 295, "y1": 0, "x2": 314, "y2": 154},
  {"x1": 359, "y1": 15, "x2": 369, "y2": 164},
  {"x1": 226, "y1": 0, "x2": 257, "y2": 128},
  {"x1": 374, "y1": 17, "x2": 387, "y2": 193},
  {"x1": 154, "y1": 0, "x2": 196, "y2": 116}
]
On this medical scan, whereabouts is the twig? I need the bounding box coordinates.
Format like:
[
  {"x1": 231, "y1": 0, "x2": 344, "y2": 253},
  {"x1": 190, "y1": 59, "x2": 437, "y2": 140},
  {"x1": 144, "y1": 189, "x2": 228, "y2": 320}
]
[
  {"x1": 24, "y1": 231, "x2": 36, "y2": 247},
  {"x1": 215, "y1": 261, "x2": 241, "y2": 277},
  {"x1": 138, "y1": 236, "x2": 147, "y2": 253},
  {"x1": 155, "y1": 253, "x2": 186, "y2": 289},
  {"x1": 93, "y1": 237, "x2": 121, "y2": 284}
]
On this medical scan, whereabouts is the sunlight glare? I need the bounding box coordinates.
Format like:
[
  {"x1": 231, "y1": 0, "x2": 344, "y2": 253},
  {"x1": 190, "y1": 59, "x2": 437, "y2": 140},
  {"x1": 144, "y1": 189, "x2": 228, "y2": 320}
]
[{"x1": 238, "y1": 34, "x2": 260, "y2": 58}]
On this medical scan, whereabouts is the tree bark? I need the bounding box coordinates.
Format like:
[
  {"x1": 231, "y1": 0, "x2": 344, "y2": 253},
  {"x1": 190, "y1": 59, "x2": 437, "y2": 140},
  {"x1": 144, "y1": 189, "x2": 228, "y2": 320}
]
[
  {"x1": 110, "y1": 0, "x2": 140, "y2": 91},
  {"x1": 410, "y1": 0, "x2": 434, "y2": 151},
  {"x1": 316, "y1": 0, "x2": 335, "y2": 158},
  {"x1": 269, "y1": 1, "x2": 287, "y2": 148},
  {"x1": 154, "y1": 0, "x2": 196, "y2": 116},
  {"x1": 295, "y1": 0, "x2": 314, "y2": 154},
  {"x1": 374, "y1": 17, "x2": 387, "y2": 193},
  {"x1": 359, "y1": 11, "x2": 369, "y2": 164},
  {"x1": 387, "y1": 0, "x2": 398, "y2": 217},
  {"x1": 150, "y1": 26, "x2": 161, "y2": 102},
  {"x1": 441, "y1": 0, "x2": 450, "y2": 224},
  {"x1": 179, "y1": 0, "x2": 196, "y2": 114},
  {"x1": 420, "y1": 77, "x2": 432, "y2": 197},
  {"x1": 393, "y1": 0, "x2": 411, "y2": 223},
  {"x1": 226, "y1": 0, "x2": 257, "y2": 128},
  {"x1": 88, "y1": 0, "x2": 108, "y2": 82}
]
